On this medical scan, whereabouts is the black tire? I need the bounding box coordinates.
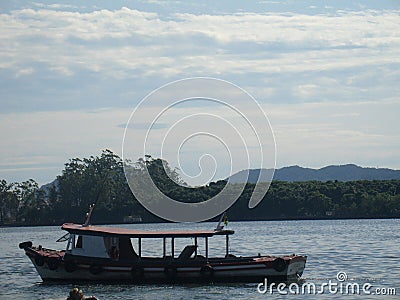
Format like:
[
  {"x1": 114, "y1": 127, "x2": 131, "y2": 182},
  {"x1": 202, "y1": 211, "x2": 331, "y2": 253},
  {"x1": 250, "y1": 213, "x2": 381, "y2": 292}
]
[
  {"x1": 272, "y1": 257, "x2": 287, "y2": 272},
  {"x1": 35, "y1": 255, "x2": 45, "y2": 267},
  {"x1": 131, "y1": 267, "x2": 144, "y2": 281},
  {"x1": 19, "y1": 241, "x2": 32, "y2": 249},
  {"x1": 64, "y1": 260, "x2": 77, "y2": 273},
  {"x1": 225, "y1": 253, "x2": 236, "y2": 258},
  {"x1": 47, "y1": 258, "x2": 60, "y2": 271},
  {"x1": 164, "y1": 267, "x2": 177, "y2": 280},
  {"x1": 200, "y1": 265, "x2": 214, "y2": 280},
  {"x1": 89, "y1": 264, "x2": 103, "y2": 275}
]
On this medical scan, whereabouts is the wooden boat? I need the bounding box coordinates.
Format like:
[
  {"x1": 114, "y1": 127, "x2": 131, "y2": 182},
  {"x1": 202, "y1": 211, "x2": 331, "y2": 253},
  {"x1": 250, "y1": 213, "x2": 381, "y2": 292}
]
[{"x1": 19, "y1": 208, "x2": 306, "y2": 283}]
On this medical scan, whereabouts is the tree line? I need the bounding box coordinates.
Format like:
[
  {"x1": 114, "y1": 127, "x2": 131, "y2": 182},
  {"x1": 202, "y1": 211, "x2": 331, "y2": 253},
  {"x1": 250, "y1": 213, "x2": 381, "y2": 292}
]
[{"x1": 1, "y1": 150, "x2": 399, "y2": 226}]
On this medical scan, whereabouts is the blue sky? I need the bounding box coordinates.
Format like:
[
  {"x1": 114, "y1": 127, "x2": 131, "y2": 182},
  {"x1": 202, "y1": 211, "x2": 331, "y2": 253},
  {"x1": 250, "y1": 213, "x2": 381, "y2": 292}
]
[{"x1": 1, "y1": 0, "x2": 399, "y2": 185}]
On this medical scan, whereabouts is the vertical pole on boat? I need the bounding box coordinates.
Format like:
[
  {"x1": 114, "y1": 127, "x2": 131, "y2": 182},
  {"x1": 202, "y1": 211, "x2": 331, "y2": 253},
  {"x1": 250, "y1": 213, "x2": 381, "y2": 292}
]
[
  {"x1": 215, "y1": 212, "x2": 226, "y2": 231},
  {"x1": 163, "y1": 237, "x2": 166, "y2": 257},
  {"x1": 66, "y1": 235, "x2": 72, "y2": 250},
  {"x1": 225, "y1": 234, "x2": 229, "y2": 257},
  {"x1": 194, "y1": 237, "x2": 198, "y2": 257},
  {"x1": 138, "y1": 237, "x2": 142, "y2": 258},
  {"x1": 171, "y1": 238, "x2": 175, "y2": 257},
  {"x1": 83, "y1": 204, "x2": 95, "y2": 227},
  {"x1": 205, "y1": 237, "x2": 209, "y2": 260}
]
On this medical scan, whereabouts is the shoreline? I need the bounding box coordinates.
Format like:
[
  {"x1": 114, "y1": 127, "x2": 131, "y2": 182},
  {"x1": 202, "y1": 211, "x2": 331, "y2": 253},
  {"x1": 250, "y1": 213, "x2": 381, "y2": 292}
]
[{"x1": 2, "y1": 216, "x2": 398, "y2": 228}]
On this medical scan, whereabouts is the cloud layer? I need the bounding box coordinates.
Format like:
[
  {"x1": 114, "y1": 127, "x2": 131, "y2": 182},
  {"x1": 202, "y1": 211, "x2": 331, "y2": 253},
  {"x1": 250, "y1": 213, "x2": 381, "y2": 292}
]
[
  {"x1": 0, "y1": 1, "x2": 399, "y2": 184},
  {"x1": 1, "y1": 4, "x2": 399, "y2": 112}
]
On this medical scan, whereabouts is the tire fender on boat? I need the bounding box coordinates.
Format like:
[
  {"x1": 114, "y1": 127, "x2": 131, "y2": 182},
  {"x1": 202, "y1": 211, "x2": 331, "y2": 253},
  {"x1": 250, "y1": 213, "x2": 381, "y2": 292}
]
[
  {"x1": 200, "y1": 265, "x2": 214, "y2": 279},
  {"x1": 272, "y1": 257, "x2": 287, "y2": 272},
  {"x1": 64, "y1": 260, "x2": 77, "y2": 273},
  {"x1": 164, "y1": 266, "x2": 177, "y2": 279},
  {"x1": 34, "y1": 255, "x2": 45, "y2": 267},
  {"x1": 47, "y1": 258, "x2": 60, "y2": 271},
  {"x1": 19, "y1": 241, "x2": 32, "y2": 249},
  {"x1": 110, "y1": 246, "x2": 119, "y2": 260},
  {"x1": 131, "y1": 267, "x2": 144, "y2": 280},
  {"x1": 89, "y1": 264, "x2": 103, "y2": 275}
]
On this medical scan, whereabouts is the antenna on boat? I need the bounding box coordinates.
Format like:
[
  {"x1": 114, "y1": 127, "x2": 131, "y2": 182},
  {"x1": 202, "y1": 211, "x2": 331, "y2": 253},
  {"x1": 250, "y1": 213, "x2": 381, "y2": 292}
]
[
  {"x1": 215, "y1": 212, "x2": 226, "y2": 231},
  {"x1": 81, "y1": 169, "x2": 115, "y2": 227},
  {"x1": 83, "y1": 204, "x2": 95, "y2": 227}
]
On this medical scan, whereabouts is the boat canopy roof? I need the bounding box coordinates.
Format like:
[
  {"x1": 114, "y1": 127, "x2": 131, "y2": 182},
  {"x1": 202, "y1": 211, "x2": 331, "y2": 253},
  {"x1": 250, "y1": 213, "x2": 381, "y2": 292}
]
[{"x1": 62, "y1": 223, "x2": 235, "y2": 238}]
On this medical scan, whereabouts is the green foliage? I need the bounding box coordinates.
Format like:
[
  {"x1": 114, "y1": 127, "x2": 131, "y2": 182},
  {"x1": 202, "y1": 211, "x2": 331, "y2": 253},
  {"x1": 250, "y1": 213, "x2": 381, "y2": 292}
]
[
  {"x1": 0, "y1": 179, "x2": 18, "y2": 224},
  {"x1": 0, "y1": 178, "x2": 45, "y2": 225},
  {"x1": 55, "y1": 149, "x2": 144, "y2": 224},
  {"x1": 1, "y1": 150, "x2": 399, "y2": 226},
  {"x1": 227, "y1": 180, "x2": 400, "y2": 220}
]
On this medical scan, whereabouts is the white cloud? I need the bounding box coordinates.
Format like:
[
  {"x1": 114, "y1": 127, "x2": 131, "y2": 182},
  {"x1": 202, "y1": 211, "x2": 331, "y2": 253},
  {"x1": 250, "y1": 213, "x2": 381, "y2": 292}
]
[
  {"x1": 1, "y1": 7, "x2": 399, "y2": 81},
  {"x1": 0, "y1": 2, "x2": 399, "y2": 184},
  {"x1": 266, "y1": 99, "x2": 400, "y2": 168},
  {"x1": 15, "y1": 67, "x2": 35, "y2": 77},
  {"x1": 1, "y1": 97, "x2": 399, "y2": 184},
  {"x1": 0, "y1": 108, "x2": 130, "y2": 183},
  {"x1": 32, "y1": 2, "x2": 81, "y2": 10}
]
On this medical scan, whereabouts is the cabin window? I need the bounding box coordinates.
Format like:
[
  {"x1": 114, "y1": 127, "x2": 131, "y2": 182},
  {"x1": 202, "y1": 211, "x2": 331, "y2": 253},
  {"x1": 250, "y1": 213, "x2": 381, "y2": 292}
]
[{"x1": 75, "y1": 235, "x2": 83, "y2": 248}]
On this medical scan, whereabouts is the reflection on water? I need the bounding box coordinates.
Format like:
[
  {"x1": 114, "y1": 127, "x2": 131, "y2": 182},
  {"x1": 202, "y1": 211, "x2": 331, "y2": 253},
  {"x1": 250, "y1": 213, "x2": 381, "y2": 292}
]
[{"x1": 0, "y1": 219, "x2": 399, "y2": 299}]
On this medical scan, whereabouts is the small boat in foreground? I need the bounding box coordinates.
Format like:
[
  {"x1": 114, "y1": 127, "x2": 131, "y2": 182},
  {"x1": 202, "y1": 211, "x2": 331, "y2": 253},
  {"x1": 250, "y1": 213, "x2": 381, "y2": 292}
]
[{"x1": 19, "y1": 208, "x2": 306, "y2": 283}]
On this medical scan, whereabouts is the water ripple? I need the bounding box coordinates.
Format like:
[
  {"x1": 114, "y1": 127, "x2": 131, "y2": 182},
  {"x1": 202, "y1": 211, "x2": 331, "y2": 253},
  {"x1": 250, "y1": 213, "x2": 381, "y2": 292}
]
[{"x1": 1, "y1": 219, "x2": 399, "y2": 299}]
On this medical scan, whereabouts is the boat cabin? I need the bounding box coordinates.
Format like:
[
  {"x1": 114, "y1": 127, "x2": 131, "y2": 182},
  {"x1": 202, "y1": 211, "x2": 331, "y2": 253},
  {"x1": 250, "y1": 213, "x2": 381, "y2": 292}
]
[{"x1": 62, "y1": 223, "x2": 235, "y2": 261}]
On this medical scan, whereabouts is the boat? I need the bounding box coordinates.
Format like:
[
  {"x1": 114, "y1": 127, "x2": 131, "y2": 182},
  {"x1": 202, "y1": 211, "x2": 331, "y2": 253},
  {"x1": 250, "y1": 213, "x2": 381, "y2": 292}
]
[{"x1": 19, "y1": 206, "x2": 307, "y2": 283}]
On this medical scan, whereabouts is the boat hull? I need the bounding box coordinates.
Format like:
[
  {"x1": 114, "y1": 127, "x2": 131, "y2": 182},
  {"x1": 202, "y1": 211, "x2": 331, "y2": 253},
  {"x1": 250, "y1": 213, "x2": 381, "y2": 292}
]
[{"x1": 23, "y1": 246, "x2": 306, "y2": 283}]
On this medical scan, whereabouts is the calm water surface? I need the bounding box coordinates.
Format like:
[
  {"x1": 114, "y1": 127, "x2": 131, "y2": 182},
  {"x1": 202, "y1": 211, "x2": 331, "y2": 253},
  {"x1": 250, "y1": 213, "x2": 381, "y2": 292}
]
[{"x1": 0, "y1": 219, "x2": 399, "y2": 299}]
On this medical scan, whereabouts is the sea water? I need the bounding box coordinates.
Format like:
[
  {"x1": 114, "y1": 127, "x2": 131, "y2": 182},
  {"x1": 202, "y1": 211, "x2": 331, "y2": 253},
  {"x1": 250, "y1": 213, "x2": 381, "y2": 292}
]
[{"x1": 0, "y1": 219, "x2": 399, "y2": 299}]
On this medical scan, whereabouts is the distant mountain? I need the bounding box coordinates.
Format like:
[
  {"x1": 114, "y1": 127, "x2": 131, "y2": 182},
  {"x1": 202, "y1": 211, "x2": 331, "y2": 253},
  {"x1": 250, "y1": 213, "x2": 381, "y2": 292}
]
[
  {"x1": 39, "y1": 179, "x2": 59, "y2": 196},
  {"x1": 228, "y1": 164, "x2": 400, "y2": 183}
]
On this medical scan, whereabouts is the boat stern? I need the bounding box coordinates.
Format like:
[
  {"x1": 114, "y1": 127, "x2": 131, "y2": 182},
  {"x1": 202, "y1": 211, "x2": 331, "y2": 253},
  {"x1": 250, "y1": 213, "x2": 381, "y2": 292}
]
[{"x1": 285, "y1": 254, "x2": 307, "y2": 281}]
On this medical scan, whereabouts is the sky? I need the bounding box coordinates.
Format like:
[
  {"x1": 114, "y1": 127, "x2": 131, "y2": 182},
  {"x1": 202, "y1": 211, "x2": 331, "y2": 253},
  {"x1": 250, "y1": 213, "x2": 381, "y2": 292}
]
[{"x1": 0, "y1": 0, "x2": 399, "y2": 186}]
